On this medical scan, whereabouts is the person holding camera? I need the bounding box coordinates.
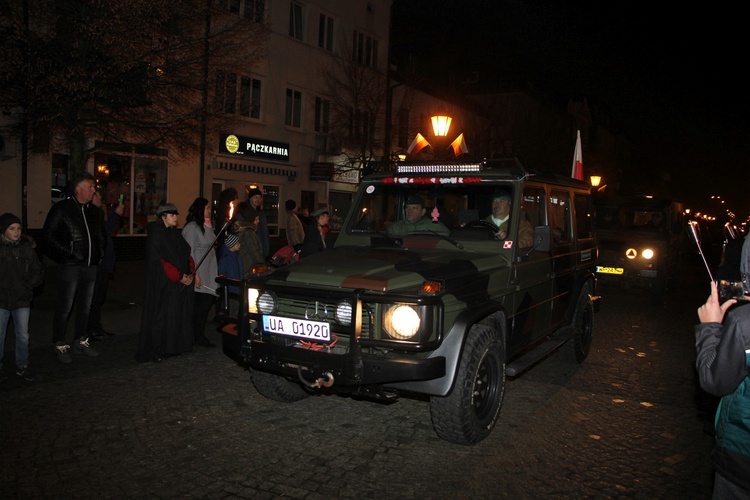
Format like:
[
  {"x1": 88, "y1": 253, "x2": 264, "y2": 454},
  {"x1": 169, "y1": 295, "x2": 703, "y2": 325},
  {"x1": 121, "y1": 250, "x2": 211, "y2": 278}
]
[{"x1": 695, "y1": 281, "x2": 750, "y2": 498}]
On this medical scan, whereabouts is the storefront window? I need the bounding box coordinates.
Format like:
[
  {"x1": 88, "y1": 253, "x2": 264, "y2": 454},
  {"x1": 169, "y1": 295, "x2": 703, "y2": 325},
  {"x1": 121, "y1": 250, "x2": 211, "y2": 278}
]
[{"x1": 94, "y1": 152, "x2": 167, "y2": 235}]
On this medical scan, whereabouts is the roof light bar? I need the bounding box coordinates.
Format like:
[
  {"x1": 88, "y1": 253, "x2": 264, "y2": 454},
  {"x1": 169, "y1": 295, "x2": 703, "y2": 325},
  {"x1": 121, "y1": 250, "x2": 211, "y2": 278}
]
[{"x1": 396, "y1": 163, "x2": 483, "y2": 174}]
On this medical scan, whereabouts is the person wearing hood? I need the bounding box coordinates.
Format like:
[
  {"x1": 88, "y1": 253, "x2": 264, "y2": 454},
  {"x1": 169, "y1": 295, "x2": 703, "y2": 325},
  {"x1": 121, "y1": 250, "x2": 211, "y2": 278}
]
[
  {"x1": 0, "y1": 213, "x2": 44, "y2": 381},
  {"x1": 301, "y1": 208, "x2": 331, "y2": 257}
]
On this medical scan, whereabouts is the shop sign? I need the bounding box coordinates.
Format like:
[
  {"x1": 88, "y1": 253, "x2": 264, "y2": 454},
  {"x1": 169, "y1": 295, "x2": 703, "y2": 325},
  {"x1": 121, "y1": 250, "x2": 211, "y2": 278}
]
[
  {"x1": 332, "y1": 167, "x2": 360, "y2": 184},
  {"x1": 220, "y1": 133, "x2": 290, "y2": 162}
]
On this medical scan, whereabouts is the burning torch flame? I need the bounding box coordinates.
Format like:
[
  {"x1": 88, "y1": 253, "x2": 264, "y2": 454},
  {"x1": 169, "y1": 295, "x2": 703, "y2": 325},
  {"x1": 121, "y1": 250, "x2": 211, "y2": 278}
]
[{"x1": 228, "y1": 201, "x2": 234, "y2": 221}]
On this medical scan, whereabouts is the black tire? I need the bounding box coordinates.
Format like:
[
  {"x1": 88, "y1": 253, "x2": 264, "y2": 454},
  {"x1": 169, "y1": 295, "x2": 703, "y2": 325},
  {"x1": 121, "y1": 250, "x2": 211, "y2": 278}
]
[
  {"x1": 558, "y1": 286, "x2": 594, "y2": 363},
  {"x1": 250, "y1": 368, "x2": 310, "y2": 402},
  {"x1": 430, "y1": 325, "x2": 505, "y2": 445}
]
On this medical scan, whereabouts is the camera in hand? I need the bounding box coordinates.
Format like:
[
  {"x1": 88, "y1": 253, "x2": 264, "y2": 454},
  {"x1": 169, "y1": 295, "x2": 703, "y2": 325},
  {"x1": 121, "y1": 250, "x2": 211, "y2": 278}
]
[{"x1": 718, "y1": 280, "x2": 746, "y2": 302}]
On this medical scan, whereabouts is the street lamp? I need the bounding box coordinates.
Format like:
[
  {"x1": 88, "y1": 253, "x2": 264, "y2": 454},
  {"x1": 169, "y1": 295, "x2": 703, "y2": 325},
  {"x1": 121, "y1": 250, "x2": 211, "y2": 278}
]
[
  {"x1": 430, "y1": 113, "x2": 452, "y2": 159},
  {"x1": 431, "y1": 114, "x2": 452, "y2": 137},
  {"x1": 590, "y1": 175, "x2": 601, "y2": 188}
]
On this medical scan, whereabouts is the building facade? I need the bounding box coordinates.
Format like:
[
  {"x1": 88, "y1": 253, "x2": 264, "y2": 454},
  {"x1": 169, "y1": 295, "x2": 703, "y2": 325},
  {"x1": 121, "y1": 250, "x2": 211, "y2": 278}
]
[{"x1": 0, "y1": 0, "x2": 395, "y2": 255}]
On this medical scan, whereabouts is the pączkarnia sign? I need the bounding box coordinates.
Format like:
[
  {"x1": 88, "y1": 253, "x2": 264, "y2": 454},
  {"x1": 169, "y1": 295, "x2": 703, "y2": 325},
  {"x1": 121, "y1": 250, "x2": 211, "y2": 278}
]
[{"x1": 220, "y1": 133, "x2": 290, "y2": 163}]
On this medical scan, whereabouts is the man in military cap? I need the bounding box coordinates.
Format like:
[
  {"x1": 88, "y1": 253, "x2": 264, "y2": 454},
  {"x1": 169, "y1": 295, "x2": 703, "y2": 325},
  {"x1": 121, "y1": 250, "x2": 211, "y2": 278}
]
[{"x1": 387, "y1": 195, "x2": 450, "y2": 236}]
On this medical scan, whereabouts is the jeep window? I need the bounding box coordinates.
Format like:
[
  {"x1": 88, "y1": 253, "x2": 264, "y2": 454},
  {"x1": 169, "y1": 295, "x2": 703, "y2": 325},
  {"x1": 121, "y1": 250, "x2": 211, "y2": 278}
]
[
  {"x1": 348, "y1": 182, "x2": 524, "y2": 242},
  {"x1": 550, "y1": 189, "x2": 571, "y2": 243},
  {"x1": 574, "y1": 191, "x2": 594, "y2": 240}
]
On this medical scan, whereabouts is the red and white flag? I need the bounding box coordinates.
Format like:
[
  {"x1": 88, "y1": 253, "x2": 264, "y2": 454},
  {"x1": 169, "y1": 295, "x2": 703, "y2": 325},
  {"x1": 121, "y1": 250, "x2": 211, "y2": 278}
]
[
  {"x1": 450, "y1": 133, "x2": 469, "y2": 157},
  {"x1": 571, "y1": 129, "x2": 583, "y2": 181},
  {"x1": 407, "y1": 133, "x2": 430, "y2": 156}
]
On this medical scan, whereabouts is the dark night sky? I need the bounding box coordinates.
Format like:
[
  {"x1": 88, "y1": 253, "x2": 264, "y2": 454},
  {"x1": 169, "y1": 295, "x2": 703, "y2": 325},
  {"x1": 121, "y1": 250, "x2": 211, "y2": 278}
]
[{"x1": 391, "y1": 0, "x2": 750, "y2": 218}]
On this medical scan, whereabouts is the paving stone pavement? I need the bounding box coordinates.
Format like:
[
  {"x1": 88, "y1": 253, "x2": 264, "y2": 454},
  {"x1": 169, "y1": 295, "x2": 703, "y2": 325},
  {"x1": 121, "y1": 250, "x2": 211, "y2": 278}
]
[{"x1": 1, "y1": 257, "x2": 719, "y2": 498}]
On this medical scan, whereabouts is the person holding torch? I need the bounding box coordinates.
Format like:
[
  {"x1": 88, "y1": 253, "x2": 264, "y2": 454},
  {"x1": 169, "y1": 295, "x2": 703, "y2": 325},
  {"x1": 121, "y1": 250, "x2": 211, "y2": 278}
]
[{"x1": 182, "y1": 197, "x2": 218, "y2": 348}]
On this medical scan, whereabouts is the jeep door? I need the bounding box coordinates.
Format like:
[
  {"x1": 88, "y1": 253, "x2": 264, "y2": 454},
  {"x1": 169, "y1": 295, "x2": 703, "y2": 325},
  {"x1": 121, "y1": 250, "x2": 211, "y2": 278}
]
[
  {"x1": 509, "y1": 184, "x2": 554, "y2": 351},
  {"x1": 549, "y1": 187, "x2": 575, "y2": 327}
]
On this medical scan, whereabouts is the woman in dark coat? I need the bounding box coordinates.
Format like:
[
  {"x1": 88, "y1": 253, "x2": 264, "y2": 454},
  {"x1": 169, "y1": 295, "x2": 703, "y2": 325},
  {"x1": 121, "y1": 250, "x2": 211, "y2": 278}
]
[{"x1": 135, "y1": 203, "x2": 195, "y2": 363}]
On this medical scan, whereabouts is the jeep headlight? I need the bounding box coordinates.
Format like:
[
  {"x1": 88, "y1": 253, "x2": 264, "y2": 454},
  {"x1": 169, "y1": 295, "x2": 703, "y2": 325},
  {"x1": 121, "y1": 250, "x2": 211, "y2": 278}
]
[
  {"x1": 383, "y1": 304, "x2": 420, "y2": 340},
  {"x1": 247, "y1": 288, "x2": 260, "y2": 313},
  {"x1": 641, "y1": 248, "x2": 655, "y2": 259}
]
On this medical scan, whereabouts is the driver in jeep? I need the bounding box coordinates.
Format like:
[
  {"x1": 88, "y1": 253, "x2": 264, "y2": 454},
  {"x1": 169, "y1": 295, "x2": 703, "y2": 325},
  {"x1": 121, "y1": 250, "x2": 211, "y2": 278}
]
[{"x1": 484, "y1": 189, "x2": 533, "y2": 247}]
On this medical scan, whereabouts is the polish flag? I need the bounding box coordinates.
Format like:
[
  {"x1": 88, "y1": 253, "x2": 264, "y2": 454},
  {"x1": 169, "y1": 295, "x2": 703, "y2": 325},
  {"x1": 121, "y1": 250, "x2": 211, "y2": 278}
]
[
  {"x1": 571, "y1": 129, "x2": 583, "y2": 181},
  {"x1": 407, "y1": 133, "x2": 430, "y2": 156},
  {"x1": 450, "y1": 133, "x2": 469, "y2": 157}
]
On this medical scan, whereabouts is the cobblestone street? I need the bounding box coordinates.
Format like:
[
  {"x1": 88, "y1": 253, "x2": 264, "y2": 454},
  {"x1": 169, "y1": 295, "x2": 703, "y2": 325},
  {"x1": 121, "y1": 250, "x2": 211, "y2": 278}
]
[{"x1": 1, "y1": 258, "x2": 717, "y2": 498}]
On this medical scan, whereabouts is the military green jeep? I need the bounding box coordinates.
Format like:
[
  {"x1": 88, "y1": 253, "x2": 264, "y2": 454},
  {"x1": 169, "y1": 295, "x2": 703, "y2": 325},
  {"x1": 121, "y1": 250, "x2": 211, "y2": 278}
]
[{"x1": 217, "y1": 159, "x2": 600, "y2": 445}]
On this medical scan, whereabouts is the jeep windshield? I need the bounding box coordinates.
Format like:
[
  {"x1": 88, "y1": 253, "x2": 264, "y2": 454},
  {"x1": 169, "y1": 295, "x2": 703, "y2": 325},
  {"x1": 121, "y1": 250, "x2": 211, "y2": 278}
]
[{"x1": 346, "y1": 179, "x2": 519, "y2": 242}]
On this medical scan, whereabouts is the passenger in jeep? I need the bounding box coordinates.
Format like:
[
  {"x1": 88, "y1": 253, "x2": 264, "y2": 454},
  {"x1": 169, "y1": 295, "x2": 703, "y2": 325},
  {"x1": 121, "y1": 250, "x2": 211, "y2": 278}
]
[
  {"x1": 484, "y1": 189, "x2": 533, "y2": 247},
  {"x1": 387, "y1": 195, "x2": 450, "y2": 236}
]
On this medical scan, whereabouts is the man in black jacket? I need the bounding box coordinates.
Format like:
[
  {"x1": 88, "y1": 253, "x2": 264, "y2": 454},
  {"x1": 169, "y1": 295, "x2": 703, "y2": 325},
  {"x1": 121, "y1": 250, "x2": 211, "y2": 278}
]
[{"x1": 43, "y1": 172, "x2": 105, "y2": 364}]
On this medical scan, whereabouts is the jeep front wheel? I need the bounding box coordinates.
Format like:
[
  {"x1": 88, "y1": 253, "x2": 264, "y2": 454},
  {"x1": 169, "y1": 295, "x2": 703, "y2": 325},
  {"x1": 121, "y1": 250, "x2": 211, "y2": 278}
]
[
  {"x1": 430, "y1": 325, "x2": 505, "y2": 445},
  {"x1": 250, "y1": 368, "x2": 310, "y2": 402}
]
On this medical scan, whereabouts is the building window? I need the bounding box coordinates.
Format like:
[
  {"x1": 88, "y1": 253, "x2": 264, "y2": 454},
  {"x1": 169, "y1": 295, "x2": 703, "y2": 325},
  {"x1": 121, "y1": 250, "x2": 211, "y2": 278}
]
[
  {"x1": 352, "y1": 30, "x2": 378, "y2": 68},
  {"x1": 315, "y1": 97, "x2": 330, "y2": 133},
  {"x1": 289, "y1": 1, "x2": 305, "y2": 41},
  {"x1": 350, "y1": 108, "x2": 374, "y2": 141},
  {"x1": 318, "y1": 13, "x2": 333, "y2": 51},
  {"x1": 222, "y1": 0, "x2": 264, "y2": 22},
  {"x1": 216, "y1": 70, "x2": 261, "y2": 118},
  {"x1": 285, "y1": 89, "x2": 302, "y2": 128}
]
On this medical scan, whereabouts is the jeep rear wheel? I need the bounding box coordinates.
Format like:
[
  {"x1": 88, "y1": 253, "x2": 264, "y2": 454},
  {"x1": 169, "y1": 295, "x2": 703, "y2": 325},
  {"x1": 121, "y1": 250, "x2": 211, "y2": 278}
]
[
  {"x1": 251, "y1": 368, "x2": 310, "y2": 402},
  {"x1": 430, "y1": 324, "x2": 505, "y2": 445},
  {"x1": 558, "y1": 286, "x2": 594, "y2": 363}
]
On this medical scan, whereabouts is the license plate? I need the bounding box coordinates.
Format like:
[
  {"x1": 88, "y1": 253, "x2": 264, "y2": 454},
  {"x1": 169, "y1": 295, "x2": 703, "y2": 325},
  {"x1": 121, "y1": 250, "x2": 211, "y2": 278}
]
[
  {"x1": 597, "y1": 266, "x2": 624, "y2": 275},
  {"x1": 262, "y1": 315, "x2": 331, "y2": 342}
]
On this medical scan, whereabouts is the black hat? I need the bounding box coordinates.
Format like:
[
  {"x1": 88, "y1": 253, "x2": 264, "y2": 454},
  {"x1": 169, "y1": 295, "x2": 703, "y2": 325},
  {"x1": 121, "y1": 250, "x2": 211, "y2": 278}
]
[
  {"x1": 491, "y1": 189, "x2": 511, "y2": 200},
  {"x1": 0, "y1": 212, "x2": 21, "y2": 234},
  {"x1": 312, "y1": 208, "x2": 329, "y2": 217},
  {"x1": 156, "y1": 203, "x2": 179, "y2": 216},
  {"x1": 247, "y1": 188, "x2": 263, "y2": 198},
  {"x1": 405, "y1": 195, "x2": 424, "y2": 206}
]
